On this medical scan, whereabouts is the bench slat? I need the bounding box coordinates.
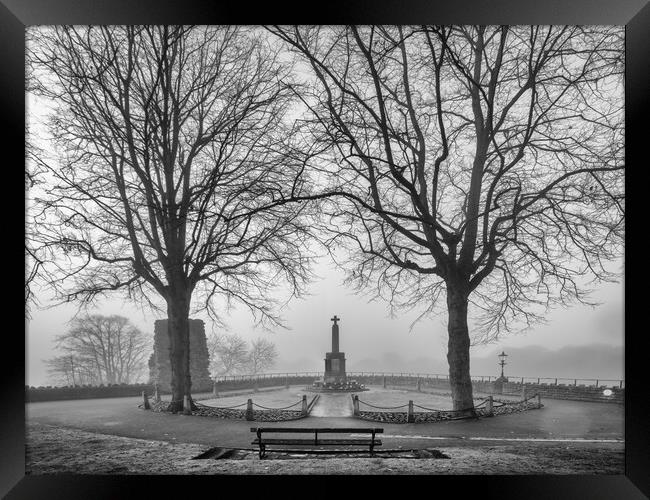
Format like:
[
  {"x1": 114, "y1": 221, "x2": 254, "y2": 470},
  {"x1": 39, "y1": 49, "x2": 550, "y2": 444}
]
[
  {"x1": 250, "y1": 427, "x2": 383, "y2": 434},
  {"x1": 252, "y1": 438, "x2": 382, "y2": 446}
]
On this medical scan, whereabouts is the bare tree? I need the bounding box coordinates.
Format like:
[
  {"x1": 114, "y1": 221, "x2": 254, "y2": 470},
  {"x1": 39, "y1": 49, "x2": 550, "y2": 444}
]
[
  {"x1": 50, "y1": 314, "x2": 151, "y2": 385},
  {"x1": 44, "y1": 355, "x2": 78, "y2": 386},
  {"x1": 25, "y1": 50, "x2": 49, "y2": 318},
  {"x1": 27, "y1": 26, "x2": 316, "y2": 411},
  {"x1": 45, "y1": 354, "x2": 105, "y2": 386},
  {"x1": 247, "y1": 337, "x2": 278, "y2": 374},
  {"x1": 270, "y1": 25, "x2": 624, "y2": 412},
  {"x1": 207, "y1": 333, "x2": 249, "y2": 377}
]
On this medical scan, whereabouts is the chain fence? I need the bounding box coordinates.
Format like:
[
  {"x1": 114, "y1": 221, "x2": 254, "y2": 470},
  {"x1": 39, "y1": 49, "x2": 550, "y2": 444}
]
[
  {"x1": 194, "y1": 400, "x2": 248, "y2": 410},
  {"x1": 357, "y1": 399, "x2": 409, "y2": 410},
  {"x1": 356, "y1": 393, "x2": 542, "y2": 423},
  {"x1": 252, "y1": 399, "x2": 304, "y2": 411},
  {"x1": 139, "y1": 392, "x2": 313, "y2": 422}
]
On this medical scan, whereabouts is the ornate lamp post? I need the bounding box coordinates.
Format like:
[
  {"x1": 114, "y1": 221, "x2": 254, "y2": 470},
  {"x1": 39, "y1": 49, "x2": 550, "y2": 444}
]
[
  {"x1": 498, "y1": 351, "x2": 508, "y2": 381},
  {"x1": 492, "y1": 350, "x2": 508, "y2": 395}
]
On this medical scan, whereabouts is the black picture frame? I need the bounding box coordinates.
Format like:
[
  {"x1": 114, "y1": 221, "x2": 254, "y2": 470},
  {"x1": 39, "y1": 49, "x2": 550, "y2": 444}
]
[{"x1": 4, "y1": 1, "x2": 647, "y2": 497}]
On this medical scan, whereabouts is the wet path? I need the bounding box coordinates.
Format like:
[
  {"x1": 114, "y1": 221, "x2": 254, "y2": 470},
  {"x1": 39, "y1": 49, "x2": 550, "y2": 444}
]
[{"x1": 309, "y1": 393, "x2": 354, "y2": 417}]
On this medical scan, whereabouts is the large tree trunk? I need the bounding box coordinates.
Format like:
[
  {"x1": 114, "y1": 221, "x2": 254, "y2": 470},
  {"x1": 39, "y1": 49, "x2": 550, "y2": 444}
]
[
  {"x1": 166, "y1": 289, "x2": 192, "y2": 413},
  {"x1": 446, "y1": 280, "x2": 475, "y2": 414}
]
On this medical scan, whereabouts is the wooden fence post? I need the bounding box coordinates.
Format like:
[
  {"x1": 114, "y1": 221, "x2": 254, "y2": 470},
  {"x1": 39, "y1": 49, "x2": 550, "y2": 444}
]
[
  {"x1": 301, "y1": 395, "x2": 308, "y2": 415},
  {"x1": 486, "y1": 395, "x2": 493, "y2": 416},
  {"x1": 353, "y1": 395, "x2": 359, "y2": 416},
  {"x1": 537, "y1": 394, "x2": 542, "y2": 408},
  {"x1": 521, "y1": 385, "x2": 526, "y2": 401},
  {"x1": 246, "y1": 398, "x2": 254, "y2": 421},
  {"x1": 383, "y1": 375, "x2": 386, "y2": 389},
  {"x1": 407, "y1": 400, "x2": 415, "y2": 423}
]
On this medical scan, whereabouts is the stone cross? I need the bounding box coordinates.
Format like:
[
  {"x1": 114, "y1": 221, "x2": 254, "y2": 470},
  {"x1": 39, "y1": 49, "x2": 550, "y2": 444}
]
[{"x1": 331, "y1": 315, "x2": 340, "y2": 353}]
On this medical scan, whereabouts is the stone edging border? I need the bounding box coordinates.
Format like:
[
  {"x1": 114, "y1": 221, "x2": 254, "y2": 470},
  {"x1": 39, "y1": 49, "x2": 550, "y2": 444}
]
[{"x1": 144, "y1": 395, "x2": 318, "y2": 422}]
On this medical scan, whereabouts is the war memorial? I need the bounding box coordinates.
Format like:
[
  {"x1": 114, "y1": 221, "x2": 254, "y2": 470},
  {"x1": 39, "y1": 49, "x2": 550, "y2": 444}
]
[{"x1": 310, "y1": 315, "x2": 368, "y2": 393}]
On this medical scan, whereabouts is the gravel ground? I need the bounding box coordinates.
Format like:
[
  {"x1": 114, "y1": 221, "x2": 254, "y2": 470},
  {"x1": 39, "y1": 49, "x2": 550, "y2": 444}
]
[{"x1": 25, "y1": 423, "x2": 624, "y2": 475}]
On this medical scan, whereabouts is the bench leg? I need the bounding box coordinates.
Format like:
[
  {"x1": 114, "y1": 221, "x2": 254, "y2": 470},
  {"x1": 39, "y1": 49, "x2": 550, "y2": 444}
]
[{"x1": 259, "y1": 444, "x2": 266, "y2": 460}]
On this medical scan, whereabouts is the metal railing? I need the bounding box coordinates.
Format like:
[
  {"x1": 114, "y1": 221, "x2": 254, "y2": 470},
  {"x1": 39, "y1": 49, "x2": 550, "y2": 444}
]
[
  {"x1": 213, "y1": 372, "x2": 323, "y2": 383},
  {"x1": 505, "y1": 377, "x2": 624, "y2": 388},
  {"x1": 211, "y1": 372, "x2": 624, "y2": 389}
]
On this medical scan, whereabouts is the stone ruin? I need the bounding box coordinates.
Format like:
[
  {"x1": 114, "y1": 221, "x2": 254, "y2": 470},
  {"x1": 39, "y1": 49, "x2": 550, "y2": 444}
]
[{"x1": 148, "y1": 319, "x2": 213, "y2": 392}]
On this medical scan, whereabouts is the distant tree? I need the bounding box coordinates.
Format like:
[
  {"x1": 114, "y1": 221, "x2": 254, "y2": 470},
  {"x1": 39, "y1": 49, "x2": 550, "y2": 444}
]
[
  {"x1": 27, "y1": 26, "x2": 316, "y2": 411},
  {"x1": 270, "y1": 25, "x2": 624, "y2": 412},
  {"x1": 247, "y1": 337, "x2": 278, "y2": 374},
  {"x1": 44, "y1": 355, "x2": 77, "y2": 386},
  {"x1": 50, "y1": 314, "x2": 151, "y2": 385},
  {"x1": 207, "y1": 333, "x2": 250, "y2": 377},
  {"x1": 45, "y1": 354, "x2": 105, "y2": 386}
]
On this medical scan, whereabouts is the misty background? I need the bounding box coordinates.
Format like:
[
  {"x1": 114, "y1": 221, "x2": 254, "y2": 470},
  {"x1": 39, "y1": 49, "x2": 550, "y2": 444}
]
[{"x1": 27, "y1": 255, "x2": 624, "y2": 386}]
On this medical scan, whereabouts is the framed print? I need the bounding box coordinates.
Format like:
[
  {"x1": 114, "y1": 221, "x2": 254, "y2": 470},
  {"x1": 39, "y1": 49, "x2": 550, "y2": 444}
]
[{"x1": 5, "y1": 0, "x2": 648, "y2": 498}]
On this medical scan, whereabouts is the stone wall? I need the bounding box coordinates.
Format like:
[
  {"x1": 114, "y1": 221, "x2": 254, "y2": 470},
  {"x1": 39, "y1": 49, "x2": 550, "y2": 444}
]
[
  {"x1": 333, "y1": 374, "x2": 624, "y2": 404},
  {"x1": 211, "y1": 373, "x2": 624, "y2": 404},
  {"x1": 29, "y1": 372, "x2": 625, "y2": 403},
  {"x1": 214, "y1": 374, "x2": 317, "y2": 392},
  {"x1": 499, "y1": 381, "x2": 624, "y2": 404},
  {"x1": 26, "y1": 383, "x2": 154, "y2": 402},
  {"x1": 149, "y1": 319, "x2": 213, "y2": 392}
]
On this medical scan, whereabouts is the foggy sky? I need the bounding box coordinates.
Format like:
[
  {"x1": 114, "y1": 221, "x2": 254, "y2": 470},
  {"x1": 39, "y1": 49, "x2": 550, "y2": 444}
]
[{"x1": 26, "y1": 255, "x2": 624, "y2": 386}]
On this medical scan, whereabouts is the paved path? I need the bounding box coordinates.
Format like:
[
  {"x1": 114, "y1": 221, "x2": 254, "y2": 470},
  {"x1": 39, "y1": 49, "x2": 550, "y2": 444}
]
[
  {"x1": 309, "y1": 393, "x2": 354, "y2": 417},
  {"x1": 26, "y1": 388, "x2": 623, "y2": 451}
]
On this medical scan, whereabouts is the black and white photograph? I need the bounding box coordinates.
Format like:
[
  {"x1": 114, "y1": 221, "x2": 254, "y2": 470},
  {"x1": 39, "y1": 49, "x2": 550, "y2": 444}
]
[{"x1": 5, "y1": 2, "x2": 648, "y2": 496}]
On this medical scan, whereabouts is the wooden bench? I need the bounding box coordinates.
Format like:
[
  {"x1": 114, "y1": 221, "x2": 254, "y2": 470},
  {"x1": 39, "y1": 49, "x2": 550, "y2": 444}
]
[{"x1": 250, "y1": 427, "x2": 383, "y2": 459}]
